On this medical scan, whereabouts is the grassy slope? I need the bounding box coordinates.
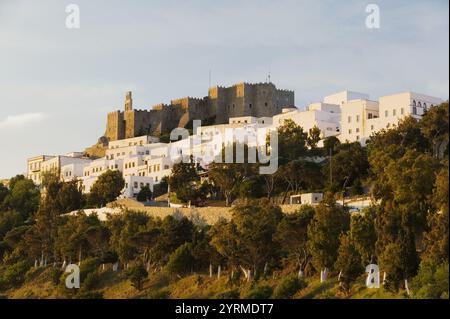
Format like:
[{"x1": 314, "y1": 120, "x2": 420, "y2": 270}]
[{"x1": 3, "y1": 267, "x2": 407, "y2": 299}]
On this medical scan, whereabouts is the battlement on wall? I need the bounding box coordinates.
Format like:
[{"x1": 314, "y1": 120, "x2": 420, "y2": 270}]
[
  {"x1": 107, "y1": 110, "x2": 123, "y2": 116},
  {"x1": 208, "y1": 82, "x2": 293, "y2": 92},
  {"x1": 133, "y1": 108, "x2": 156, "y2": 113},
  {"x1": 171, "y1": 96, "x2": 205, "y2": 102},
  {"x1": 276, "y1": 88, "x2": 295, "y2": 94},
  {"x1": 102, "y1": 81, "x2": 295, "y2": 142},
  {"x1": 152, "y1": 103, "x2": 167, "y2": 110}
]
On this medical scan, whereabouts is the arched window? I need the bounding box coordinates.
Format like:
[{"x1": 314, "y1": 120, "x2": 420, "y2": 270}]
[
  {"x1": 418, "y1": 102, "x2": 422, "y2": 108},
  {"x1": 413, "y1": 100, "x2": 416, "y2": 107}
]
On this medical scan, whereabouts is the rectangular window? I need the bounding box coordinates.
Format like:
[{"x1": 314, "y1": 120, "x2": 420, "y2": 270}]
[
  {"x1": 401, "y1": 108, "x2": 404, "y2": 115},
  {"x1": 356, "y1": 128, "x2": 360, "y2": 133},
  {"x1": 385, "y1": 110, "x2": 388, "y2": 117},
  {"x1": 393, "y1": 109, "x2": 397, "y2": 116},
  {"x1": 348, "y1": 116, "x2": 351, "y2": 123},
  {"x1": 348, "y1": 129, "x2": 352, "y2": 134},
  {"x1": 356, "y1": 115, "x2": 360, "y2": 122}
]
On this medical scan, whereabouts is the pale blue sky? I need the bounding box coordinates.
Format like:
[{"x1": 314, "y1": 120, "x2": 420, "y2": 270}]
[{"x1": 0, "y1": 0, "x2": 448, "y2": 178}]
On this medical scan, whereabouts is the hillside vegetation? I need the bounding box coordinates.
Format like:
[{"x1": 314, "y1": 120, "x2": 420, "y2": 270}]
[{"x1": 0, "y1": 103, "x2": 448, "y2": 299}]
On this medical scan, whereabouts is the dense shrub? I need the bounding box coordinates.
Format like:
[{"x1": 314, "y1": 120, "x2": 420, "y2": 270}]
[
  {"x1": 127, "y1": 264, "x2": 148, "y2": 291},
  {"x1": 411, "y1": 261, "x2": 449, "y2": 299},
  {"x1": 75, "y1": 290, "x2": 103, "y2": 299},
  {"x1": 82, "y1": 270, "x2": 101, "y2": 291},
  {"x1": 214, "y1": 288, "x2": 240, "y2": 299},
  {"x1": 147, "y1": 287, "x2": 171, "y2": 299},
  {"x1": 49, "y1": 268, "x2": 63, "y2": 285},
  {"x1": 243, "y1": 285, "x2": 273, "y2": 299},
  {"x1": 79, "y1": 257, "x2": 101, "y2": 280},
  {"x1": 272, "y1": 275, "x2": 306, "y2": 299},
  {"x1": 0, "y1": 260, "x2": 31, "y2": 288},
  {"x1": 166, "y1": 243, "x2": 195, "y2": 275}
]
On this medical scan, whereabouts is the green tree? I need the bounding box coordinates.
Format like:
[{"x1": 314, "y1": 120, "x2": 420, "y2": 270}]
[
  {"x1": 21, "y1": 173, "x2": 63, "y2": 263},
  {"x1": 322, "y1": 142, "x2": 368, "y2": 195},
  {"x1": 422, "y1": 165, "x2": 449, "y2": 265},
  {"x1": 307, "y1": 201, "x2": 350, "y2": 278},
  {"x1": 88, "y1": 170, "x2": 125, "y2": 207},
  {"x1": 169, "y1": 156, "x2": 207, "y2": 206},
  {"x1": 0, "y1": 211, "x2": 23, "y2": 240},
  {"x1": 56, "y1": 180, "x2": 84, "y2": 213},
  {"x1": 136, "y1": 185, "x2": 152, "y2": 202},
  {"x1": 209, "y1": 219, "x2": 241, "y2": 273},
  {"x1": 3, "y1": 178, "x2": 39, "y2": 219},
  {"x1": 383, "y1": 150, "x2": 440, "y2": 235},
  {"x1": 152, "y1": 176, "x2": 168, "y2": 198},
  {"x1": 209, "y1": 148, "x2": 255, "y2": 206},
  {"x1": 335, "y1": 233, "x2": 363, "y2": 292},
  {"x1": 190, "y1": 225, "x2": 221, "y2": 272},
  {"x1": 322, "y1": 136, "x2": 341, "y2": 156},
  {"x1": 378, "y1": 242, "x2": 404, "y2": 291},
  {"x1": 238, "y1": 177, "x2": 264, "y2": 199},
  {"x1": 108, "y1": 211, "x2": 149, "y2": 264},
  {"x1": 7, "y1": 175, "x2": 26, "y2": 192},
  {"x1": 410, "y1": 261, "x2": 449, "y2": 299},
  {"x1": 274, "y1": 205, "x2": 315, "y2": 275},
  {"x1": 274, "y1": 119, "x2": 308, "y2": 164},
  {"x1": 307, "y1": 125, "x2": 322, "y2": 150},
  {"x1": 349, "y1": 208, "x2": 377, "y2": 266},
  {"x1": 0, "y1": 183, "x2": 9, "y2": 207},
  {"x1": 127, "y1": 264, "x2": 148, "y2": 291},
  {"x1": 419, "y1": 102, "x2": 449, "y2": 158},
  {"x1": 210, "y1": 199, "x2": 282, "y2": 279},
  {"x1": 147, "y1": 215, "x2": 194, "y2": 266},
  {"x1": 166, "y1": 243, "x2": 195, "y2": 275},
  {"x1": 378, "y1": 225, "x2": 419, "y2": 292},
  {"x1": 56, "y1": 212, "x2": 109, "y2": 263}
]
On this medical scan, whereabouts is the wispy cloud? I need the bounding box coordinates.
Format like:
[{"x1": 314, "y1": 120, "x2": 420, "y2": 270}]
[{"x1": 0, "y1": 113, "x2": 48, "y2": 129}]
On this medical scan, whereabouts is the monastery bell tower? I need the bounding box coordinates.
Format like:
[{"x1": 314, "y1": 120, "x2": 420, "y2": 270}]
[{"x1": 124, "y1": 91, "x2": 133, "y2": 111}]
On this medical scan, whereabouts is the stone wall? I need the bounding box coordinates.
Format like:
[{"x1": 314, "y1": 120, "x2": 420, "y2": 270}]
[
  {"x1": 102, "y1": 82, "x2": 294, "y2": 142},
  {"x1": 109, "y1": 202, "x2": 303, "y2": 225}
]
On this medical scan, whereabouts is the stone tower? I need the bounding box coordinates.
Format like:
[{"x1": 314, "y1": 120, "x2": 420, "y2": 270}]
[
  {"x1": 102, "y1": 82, "x2": 294, "y2": 142},
  {"x1": 124, "y1": 91, "x2": 133, "y2": 111}
]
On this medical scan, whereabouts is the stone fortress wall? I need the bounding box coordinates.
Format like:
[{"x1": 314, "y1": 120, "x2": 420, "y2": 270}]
[{"x1": 104, "y1": 82, "x2": 295, "y2": 142}]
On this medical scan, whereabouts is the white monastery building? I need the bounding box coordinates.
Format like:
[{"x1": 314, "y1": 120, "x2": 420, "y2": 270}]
[{"x1": 27, "y1": 89, "x2": 444, "y2": 199}]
